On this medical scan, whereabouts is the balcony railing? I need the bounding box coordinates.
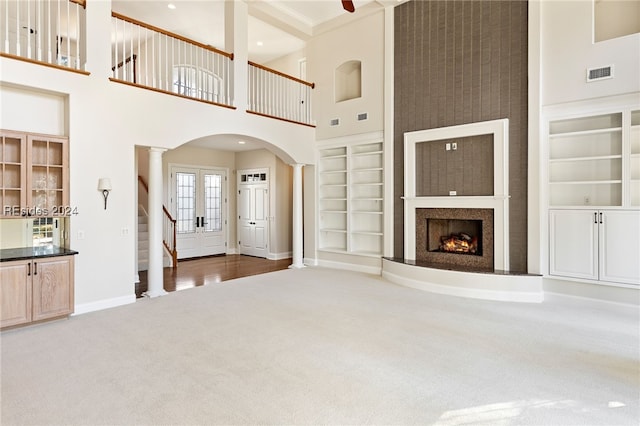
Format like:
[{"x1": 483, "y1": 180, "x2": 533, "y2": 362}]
[
  {"x1": 0, "y1": 0, "x2": 87, "y2": 73},
  {"x1": 248, "y1": 61, "x2": 315, "y2": 127},
  {"x1": 111, "y1": 12, "x2": 234, "y2": 109},
  {"x1": 2, "y1": 3, "x2": 316, "y2": 127}
]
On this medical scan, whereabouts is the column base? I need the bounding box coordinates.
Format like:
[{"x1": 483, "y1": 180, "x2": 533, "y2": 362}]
[
  {"x1": 143, "y1": 289, "x2": 168, "y2": 298},
  {"x1": 288, "y1": 263, "x2": 306, "y2": 269}
]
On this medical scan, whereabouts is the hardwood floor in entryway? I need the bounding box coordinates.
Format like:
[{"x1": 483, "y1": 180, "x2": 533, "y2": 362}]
[{"x1": 136, "y1": 254, "x2": 292, "y2": 298}]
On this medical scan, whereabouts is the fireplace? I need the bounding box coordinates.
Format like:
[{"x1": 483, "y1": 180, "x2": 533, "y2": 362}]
[{"x1": 416, "y1": 208, "x2": 494, "y2": 270}]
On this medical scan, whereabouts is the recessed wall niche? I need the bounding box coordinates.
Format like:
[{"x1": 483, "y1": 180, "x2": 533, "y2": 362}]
[
  {"x1": 595, "y1": 0, "x2": 640, "y2": 42},
  {"x1": 335, "y1": 60, "x2": 361, "y2": 102}
]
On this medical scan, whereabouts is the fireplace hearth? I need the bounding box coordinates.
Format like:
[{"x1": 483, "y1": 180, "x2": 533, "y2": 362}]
[{"x1": 416, "y1": 208, "x2": 494, "y2": 270}]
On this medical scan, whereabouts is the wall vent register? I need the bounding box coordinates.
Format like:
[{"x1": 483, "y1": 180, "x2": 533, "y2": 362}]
[{"x1": 586, "y1": 65, "x2": 613, "y2": 82}]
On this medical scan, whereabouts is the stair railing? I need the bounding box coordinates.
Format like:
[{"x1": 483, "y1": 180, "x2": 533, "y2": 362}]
[{"x1": 138, "y1": 175, "x2": 178, "y2": 268}]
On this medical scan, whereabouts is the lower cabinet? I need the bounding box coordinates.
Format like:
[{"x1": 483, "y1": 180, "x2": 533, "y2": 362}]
[
  {"x1": 0, "y1": 255, "x2": 74, "y2": 329},
  {"x1": 549, "y1": 210, "x2": 640, "y2": 285}
]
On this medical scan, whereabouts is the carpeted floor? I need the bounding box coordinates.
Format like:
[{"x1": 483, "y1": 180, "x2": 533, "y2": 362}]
[{"x1": 1, "y1": 267, "x2": 638, "y2": 425}]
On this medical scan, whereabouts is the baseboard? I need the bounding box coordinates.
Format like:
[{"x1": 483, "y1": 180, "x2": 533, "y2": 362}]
[
  {"x1": 227, "y1": 248, "x2": 238, "y2": 255},
  {"x1": 316, "y1": 259, "x2": 381, "y2": 275},
  {"x1": 304, "y1": 257, "x2": 318, "y2": 266},
  {"x1": 72, "y1": 294, "x2": 136, "y2": 316},
  {"x1": 543, "y1": 276, "x2": 640, "y2": 311},
  {"x1": 268, "y1": 251, "x2": 292, "y2": 261}
]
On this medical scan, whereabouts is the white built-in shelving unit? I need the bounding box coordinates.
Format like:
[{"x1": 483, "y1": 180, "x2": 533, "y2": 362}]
[
  {"x1": 548, "y1": 112, "x2": 623, "y2": 207},
  {"x1": 630, "y1": 110, "x2": 640, "y2": 207},
  {"x1": 546, "y1": 105, "x2": 640, "y2": 286},
  {"x1": 318, "y1": 142, "x2": 383, "y2": 256}
]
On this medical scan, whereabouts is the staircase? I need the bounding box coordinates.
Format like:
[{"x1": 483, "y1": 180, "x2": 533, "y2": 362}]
[{"x1": 138, "y1": 205, "x2": 171, "y2": 271}]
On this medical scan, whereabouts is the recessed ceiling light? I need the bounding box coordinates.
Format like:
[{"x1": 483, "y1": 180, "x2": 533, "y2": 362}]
[
  {"x1": 167, "y1": 3, "x2": 176, "y2": 10},
  {"x1": 256, "y1": 41, "x2": 264, "y2": 47},
  {"x1": 238, "y1": 141, "x2": 246, "y2": 145}
]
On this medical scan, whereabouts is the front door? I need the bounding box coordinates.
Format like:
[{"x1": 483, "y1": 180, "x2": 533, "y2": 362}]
[
  {"x1": 172, "y1": 166, "x2": 227, "y2": 259},
  {"x1": 238, "y1": 170, "x2": 269, "y2": 258}
]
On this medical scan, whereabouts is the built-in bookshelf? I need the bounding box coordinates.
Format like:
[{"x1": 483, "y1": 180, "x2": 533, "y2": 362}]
[
  {"x1": 548, "y1": 112, "x2": 623, "y2": 207},
  {"x1": 546, "y1": 104, "x2": 640, "y2": 286},
  {"x1": 318, "y1": 142, "x2": 383, "y2": 256},
  {"x1": 631, "y1": 110, "x2": 640, "y2": 206}
]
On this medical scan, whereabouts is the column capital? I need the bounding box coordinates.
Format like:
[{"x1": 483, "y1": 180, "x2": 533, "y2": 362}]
[{"x1": 148, "y1": 147, "x2": 168, "y2": 154}]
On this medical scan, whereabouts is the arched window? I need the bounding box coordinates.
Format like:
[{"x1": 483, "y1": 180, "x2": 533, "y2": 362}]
[
  {"x1": 335, "y1": 60, "x2": 362, "y2": 102},
  {"x1": 173, "y1": 65, "x2": 222, "y2": 103}
]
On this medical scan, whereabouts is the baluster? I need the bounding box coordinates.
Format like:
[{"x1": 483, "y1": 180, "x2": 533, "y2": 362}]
[
  {"x1": 36, "y1": 0, "x2": 42, "y2": 61},
  {"x1": 151, "y1": 31, "x2": 155, "y2": 88},
  {"x1": 129, "y1": 21, "x2": 133, "y2": 81},
  {"x1": 27, "y1": 0, "x2": 32, "y2": 59},
  {"x1": 3, "y1": 0, "x2": 8, "y2": 53},
  {"x1": 76, "y1": 1, "x2": 81, "y2": 68},
  {"x1": 15, "y1": 0, "x2": 20, "y2": 56},
  {"x1": 65, "y1": 0, "x2": 70, "y2": 65}
]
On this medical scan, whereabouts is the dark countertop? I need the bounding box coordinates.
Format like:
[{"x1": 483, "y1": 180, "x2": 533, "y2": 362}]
[{"x1": 0, "y1": 246, "x2": 79, "y2": 262}]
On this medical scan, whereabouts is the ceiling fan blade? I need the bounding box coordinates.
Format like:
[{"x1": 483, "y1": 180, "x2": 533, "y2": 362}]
[{"x1": 342, "y1": 0, "x2": 355, "y2": 13}]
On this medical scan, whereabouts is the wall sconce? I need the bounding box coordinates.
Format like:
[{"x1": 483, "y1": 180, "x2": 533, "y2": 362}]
[{"x1": 98, "y1": 178, "x2": 112, "y2": 210}]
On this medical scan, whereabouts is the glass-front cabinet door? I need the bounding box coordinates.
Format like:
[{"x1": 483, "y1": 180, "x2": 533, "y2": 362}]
[{"x1": 27, "y1": 135, "x2": 69, "y2": 215}]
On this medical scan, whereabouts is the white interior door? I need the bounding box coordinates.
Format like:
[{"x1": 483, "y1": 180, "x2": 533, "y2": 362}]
[
  {"x1": 238, "y1": 171, "x2": 269, "y2": 258},
  {"x1": 173, "y1": 167, "x2": 227, "y2": 259}
]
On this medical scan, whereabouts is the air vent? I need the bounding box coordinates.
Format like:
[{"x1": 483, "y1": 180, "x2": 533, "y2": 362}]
[
  {"x1": 587, "y1": 65, "x2": 613, "y2": 82},
  {"x1": 330, "y1": 118, "x2": 340, "y2": 126},
  {"x1": 357, "y1": 112, "x2": 368, "y2": 121}
]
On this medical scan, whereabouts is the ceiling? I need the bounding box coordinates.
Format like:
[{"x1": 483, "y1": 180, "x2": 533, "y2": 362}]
[
  {"x1": 110, "y1": 0, "x2": 388, "y2": 153},
  {"x1": 111, "y1": 0, "x2": 379, "y2": 64}
]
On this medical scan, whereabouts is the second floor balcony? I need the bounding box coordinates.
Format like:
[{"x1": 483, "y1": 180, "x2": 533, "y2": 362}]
[{"x1": 0, "y1": 0, "x2": 315, "y2": 128}]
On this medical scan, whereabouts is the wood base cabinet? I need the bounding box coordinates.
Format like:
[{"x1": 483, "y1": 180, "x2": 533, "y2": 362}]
[
  {"x1": 550, "y1": 210, "x2": 640, "y2": 285},
  {"x1": 1, "y1": 255, "x2": 74, "y2": 329}
]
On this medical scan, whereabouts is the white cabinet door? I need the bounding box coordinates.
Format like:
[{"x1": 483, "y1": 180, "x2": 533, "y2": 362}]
[
  {"x1": 599, "y1": 210, "x2": 640, "y2": 285},
  {"x1": 549, "y1": 210, "x2": 598, "y2": 280}
]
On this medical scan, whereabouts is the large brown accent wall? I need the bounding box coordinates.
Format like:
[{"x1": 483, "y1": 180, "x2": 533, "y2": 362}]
[{"x1": 394, "y1": 0, "x2": 528, "y2": 271}]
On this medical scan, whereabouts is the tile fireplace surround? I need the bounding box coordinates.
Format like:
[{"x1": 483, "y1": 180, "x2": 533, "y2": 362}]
[
  {"x1": 383, "y1": 119, "x2": 543, "y2": 303},
  {"x1": 416, "y1": 207, "x2": 494, "y2": 270}
]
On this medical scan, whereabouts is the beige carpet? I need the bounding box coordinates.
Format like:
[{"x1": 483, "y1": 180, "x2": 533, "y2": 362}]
[{"x1": 1, "y1": 267, "x2": 638, "y2": 425}]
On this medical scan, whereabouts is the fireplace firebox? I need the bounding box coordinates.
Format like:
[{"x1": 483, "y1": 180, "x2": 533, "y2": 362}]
[{"x1": 416, "y1": 208, "x2": 494, "y2": 270}]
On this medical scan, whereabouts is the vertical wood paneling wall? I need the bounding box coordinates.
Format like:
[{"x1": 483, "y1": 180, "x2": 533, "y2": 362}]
[{"x1": 394, "y1": 0, "x2": 528, "y2": 271}]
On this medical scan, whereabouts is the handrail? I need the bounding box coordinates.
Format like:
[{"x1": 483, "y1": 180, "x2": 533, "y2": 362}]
[
  {"x1": 69, "y1": 0, "x2": 86, "y2": 7},
  {"x1": 138, "y1": 175, "x2": 178, "y2": 268},
  {"x1": 111, "y1": 12, "x2": 233, "y2": 59},
  {"x1": 248, "y1": 60, "x2": 314, "y2": 88}
]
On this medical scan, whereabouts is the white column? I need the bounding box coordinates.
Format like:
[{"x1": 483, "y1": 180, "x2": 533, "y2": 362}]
[
  {"x1": 290, "y1": 163, "x2": 305, "y2": 269},
  {"x1": 224, "y1": 0, "x2": 248, "y2": 111},
  {"x1": 146, "y1": 147, "x2": 168, "y2": 297}
]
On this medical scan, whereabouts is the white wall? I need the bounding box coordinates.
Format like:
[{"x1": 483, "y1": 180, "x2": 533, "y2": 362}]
[
  {"x1": 0, "y1": 0, "x2": 315, "y2": 312},
  {"x1": 541, "y1": 0, "x2": 640, "y2": 106},
  {"x1": 307, "y1": 10, "x2": 384, "y2": 140}
]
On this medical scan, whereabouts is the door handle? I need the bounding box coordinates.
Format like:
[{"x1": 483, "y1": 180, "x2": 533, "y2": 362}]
[
  {"x1": 599, "y1": 212, "x2": 603, "y2": 224},
  {"x1": 594, "y1": 212, "x2": 598, "y2": 224},
  {"x1": 196, "y1": 217, "x2": 200, "y2": 228},
  {"x1": 27, "y1": 262, "x2": 31, "y2": 277},
  {"x1": 34, "y1": 262, "x2": 38, "y2": 276}
]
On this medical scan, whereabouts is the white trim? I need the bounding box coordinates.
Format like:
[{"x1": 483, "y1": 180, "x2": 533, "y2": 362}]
[
  {"x1": 267, "y1": 251, "x2": 292, "y2": 260},
  {"x1": 316, "y1": 259, "x2": 381, "y2": 275},
  {"x1": 383, "y1": 5, "x2": 395, "y2": 259},
  {"x1": 316, "y1": 130, "x2": 384, "y2": 148},
  {"x1": 382, "y1": 259, "x2": 544, "y2": 303},
  {"x1": 303, "y1": 257, "x2": 318, "y2": 266},
  {"x1": 73, "y1": 294, "x2": 136, "y2": 316},
  {"x1": 403, "y1": 119, "x2": 510, "y2": 270}
]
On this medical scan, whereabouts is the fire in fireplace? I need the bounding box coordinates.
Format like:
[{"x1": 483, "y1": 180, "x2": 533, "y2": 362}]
[
  {"x1": 440, "y1": 233, "x2": 478, "y2": 254},
  {"x1": 427, "y1": 218, "x2": 483, "y2": 256}
]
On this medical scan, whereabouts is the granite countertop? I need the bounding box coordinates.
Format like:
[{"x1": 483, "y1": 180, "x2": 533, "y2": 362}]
[{"x1": 0, "y1": 246, "x2": 79, "y2": 262}]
